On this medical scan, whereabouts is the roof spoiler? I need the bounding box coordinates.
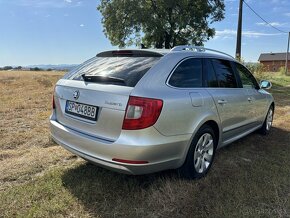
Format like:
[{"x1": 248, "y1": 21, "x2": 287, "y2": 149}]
[{"x1": 97, "y1": 50, "x2": 163, "y2": 57}]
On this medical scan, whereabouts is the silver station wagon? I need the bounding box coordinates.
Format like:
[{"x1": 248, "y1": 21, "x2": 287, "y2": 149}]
[{"x1": 50, "y1": 46, "x2": 274, "y2": 179}]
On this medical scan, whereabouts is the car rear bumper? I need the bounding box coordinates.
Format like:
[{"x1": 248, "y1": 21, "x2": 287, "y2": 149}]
[{"x1": 50, "y1": 117, "x2": 191, "y2": 175}]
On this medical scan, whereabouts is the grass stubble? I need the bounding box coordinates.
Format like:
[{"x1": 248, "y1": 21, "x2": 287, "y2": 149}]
[{"x1": 0, "y1": 71, "x2": 289, "y2": 217}]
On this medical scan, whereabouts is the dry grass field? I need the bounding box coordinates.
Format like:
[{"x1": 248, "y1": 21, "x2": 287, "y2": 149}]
[{"x1": 0, "y1": 70, "x2": 289, "y2": 217}]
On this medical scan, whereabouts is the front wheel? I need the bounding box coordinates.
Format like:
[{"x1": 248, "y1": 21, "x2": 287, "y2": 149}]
[
  {"x1": 259, "y1": 106, "x2": 274, "y2": 135},
  {"x1": 179, "y1": 125, "x2": 217, "y2": 179}
]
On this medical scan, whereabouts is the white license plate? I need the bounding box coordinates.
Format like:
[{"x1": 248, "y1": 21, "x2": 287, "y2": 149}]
[{"x1": 65, "y1": 100, "x2": 98, "y2": 121}]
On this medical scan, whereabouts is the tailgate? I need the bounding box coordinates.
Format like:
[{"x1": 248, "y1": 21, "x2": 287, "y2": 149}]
[{"x1": 54, "y1": 79, "x2": 133, "y2": 141}]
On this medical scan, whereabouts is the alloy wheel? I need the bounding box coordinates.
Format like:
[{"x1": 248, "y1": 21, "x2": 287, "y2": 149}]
[
  {"x1": 193, "y1": 133, "x2": 214, "y2": 173},
  {"x1": 266, "y1": 108, "x2": 273, "y2": 131}
]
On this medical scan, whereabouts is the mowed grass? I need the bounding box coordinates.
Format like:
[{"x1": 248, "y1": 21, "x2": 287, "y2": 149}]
[{"x1": 0, "y1": 70, "x2": 289, "y2": 217}]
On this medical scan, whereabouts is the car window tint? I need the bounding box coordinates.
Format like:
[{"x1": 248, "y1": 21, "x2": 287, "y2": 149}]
[
  {"x1": 211, "y1": 59, "x2": 237, "y2": 88},
  {"x1": 205, "y1": 59, "x2": 219, "y2": 87},
  {"x1": 64, "y1": 56, "x2": 161, "y2": 87},
  {"x1": 235, "y1": 63, "x2": 259, "y2": 89},
  {"x1": 168, "y1": 58, "x2": 202, "y2": 88}
]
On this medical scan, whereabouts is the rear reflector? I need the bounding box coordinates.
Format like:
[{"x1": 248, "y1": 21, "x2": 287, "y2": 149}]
[
  {"x1": 112, "y1": 158, "x2": 149, "y2": 164},
  {"x1": 122, "y1": 96, "x2": 163, "y2": 130}
]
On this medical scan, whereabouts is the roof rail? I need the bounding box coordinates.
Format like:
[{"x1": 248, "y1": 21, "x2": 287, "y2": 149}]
[{"x1": 170, "y1": 45, "x2": 235, "y2": 59}]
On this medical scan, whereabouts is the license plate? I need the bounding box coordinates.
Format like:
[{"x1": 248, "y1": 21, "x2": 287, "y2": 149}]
[{"x1": 65, "y1": 100, "x2": 98, "y2": 121}]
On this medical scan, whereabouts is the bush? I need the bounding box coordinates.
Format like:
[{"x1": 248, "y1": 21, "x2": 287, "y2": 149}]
[
  {"x1": 277, "y1": 66, "x2": 287, "y2": 76},
  {"x1": 30, "y1": 67, "x2": 42, "y2": 71},
  {"x1": 244, "y1": 62, "x2": 264, "y2": 77}
]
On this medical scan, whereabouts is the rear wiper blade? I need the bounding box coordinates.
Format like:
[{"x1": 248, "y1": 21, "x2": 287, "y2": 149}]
[{"x1": 81, "y1": 74, "x2": 126, "y2": 85}]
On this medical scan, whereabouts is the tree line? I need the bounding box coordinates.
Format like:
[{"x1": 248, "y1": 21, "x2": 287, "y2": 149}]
[{"x1": 0, "y1": 66, "x2": 54, "y2": 71}]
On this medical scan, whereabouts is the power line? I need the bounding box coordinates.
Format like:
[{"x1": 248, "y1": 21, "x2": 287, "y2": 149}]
[{"x1": 243, "y1": 0, "x2": 288, "y2": 34}]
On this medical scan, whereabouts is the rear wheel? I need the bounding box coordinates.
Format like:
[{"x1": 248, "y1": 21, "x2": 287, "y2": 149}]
[
  {"x1": 179, "y1": 125, "x2": 217, "y2": 179},
  {"x1": 259, "y1": 106, "x2": 274, "y2": 135}
]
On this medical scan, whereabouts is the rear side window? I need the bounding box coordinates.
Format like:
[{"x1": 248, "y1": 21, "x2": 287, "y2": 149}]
[
  {"x1": 63, "y1": 56, "x2": 161, "y2": 87},
  {"x1": 211, "y1": 59, "x2": 237, "y2": 88},
  {"x1": 235, "y1": 63, "x2": 259, "y2": 89},
  {"x1": 168, "y1": 58, "x2": 202, "y2": 88}
]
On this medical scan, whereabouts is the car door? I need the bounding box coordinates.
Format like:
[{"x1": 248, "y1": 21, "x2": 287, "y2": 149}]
[
  {"x1": 158, "y1": 57, "x2": 213, "y2": 136},
  {"x1": 233, "y1": 62, "x2": 268, "y2": 126},
  {"x1": 204, "y1": 58, "x2": 251, "y2": 145}
]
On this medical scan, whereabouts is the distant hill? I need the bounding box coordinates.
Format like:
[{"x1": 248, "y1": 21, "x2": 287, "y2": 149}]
[{"x1": 27, "y1": 64, "x2": 78, "y2": 71}]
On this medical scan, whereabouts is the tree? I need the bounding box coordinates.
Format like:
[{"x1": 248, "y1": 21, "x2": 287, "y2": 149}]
[
  {"x1": 15, "y1": 66, "x2": 22, "y2": 70},
  {"x1": 3, "y1": 66, "x2": 13, "y2": 70},
  {"x1": 97, "y1": 0, "x2": 225, "y2": 48}
]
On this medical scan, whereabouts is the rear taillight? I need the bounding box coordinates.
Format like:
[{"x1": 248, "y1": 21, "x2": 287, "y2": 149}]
[
  {"x1": 52, "y1": 95, "x2": 55, "y2": 109},
  {"x1": 122, "y1": 96, "x2": 163, "y2": 130}
]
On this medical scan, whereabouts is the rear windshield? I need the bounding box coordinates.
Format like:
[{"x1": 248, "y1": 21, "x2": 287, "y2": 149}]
[{"x1": 63, "y1": 56, "x2": 161, "y2": 87}]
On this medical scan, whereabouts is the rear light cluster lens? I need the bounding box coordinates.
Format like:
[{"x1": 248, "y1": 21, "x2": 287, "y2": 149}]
[{"x1": 122, "y1": 96, "x2": 163, "y2": 130}]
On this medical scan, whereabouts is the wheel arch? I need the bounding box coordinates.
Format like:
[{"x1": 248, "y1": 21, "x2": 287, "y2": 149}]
[
  {"x1": 178, "y1": 118, "x2": 221, "y2": 168},
  {"x1": 203, "y1": 120, "x2": 220, "y2": 148}
]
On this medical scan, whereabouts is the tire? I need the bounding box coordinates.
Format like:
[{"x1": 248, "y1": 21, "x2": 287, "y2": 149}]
[
  {"x1": 259, "y1": 105, "x2": 274, "y2": 135},
  {"x1": 179, "y1": 125, "x2": 217, "y2": 179}
]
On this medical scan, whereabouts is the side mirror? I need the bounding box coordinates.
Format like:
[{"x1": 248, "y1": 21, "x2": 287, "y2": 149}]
[{"x1": 260, "y1": 80, "x2": 272, "y2": 89}]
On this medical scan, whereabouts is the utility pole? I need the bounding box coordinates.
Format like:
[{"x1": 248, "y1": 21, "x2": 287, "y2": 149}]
[
  {"x1": 285, "y1": 32, "x2": 290, "y2": 75},
  {"x1": 236, "y1": 0, "x2": 243, "y2": 61}
]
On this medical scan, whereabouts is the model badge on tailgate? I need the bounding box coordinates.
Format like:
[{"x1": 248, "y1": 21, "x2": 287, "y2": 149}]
[{"x1": 105, "y1": 101, "x2": 122, "y2": 107}]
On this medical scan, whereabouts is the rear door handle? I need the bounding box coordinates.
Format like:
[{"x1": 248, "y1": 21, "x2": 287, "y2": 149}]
[{"x1": 217, "y1": 99, "x2": 227, "y2": 104}]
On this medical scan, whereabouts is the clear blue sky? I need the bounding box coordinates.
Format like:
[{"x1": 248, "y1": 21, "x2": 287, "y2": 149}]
[{"x1": 0, "y1": 0, "x2": 290, "y2": 66}]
